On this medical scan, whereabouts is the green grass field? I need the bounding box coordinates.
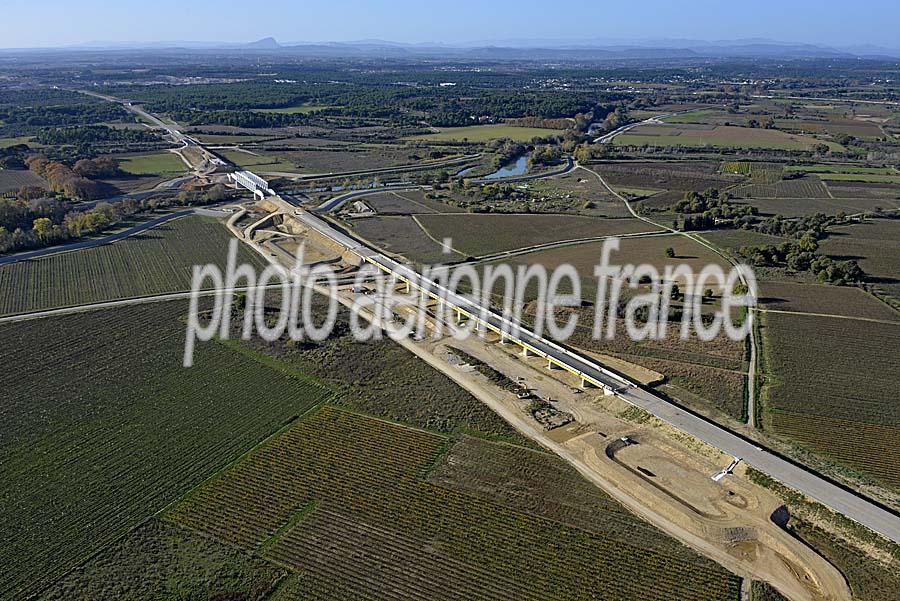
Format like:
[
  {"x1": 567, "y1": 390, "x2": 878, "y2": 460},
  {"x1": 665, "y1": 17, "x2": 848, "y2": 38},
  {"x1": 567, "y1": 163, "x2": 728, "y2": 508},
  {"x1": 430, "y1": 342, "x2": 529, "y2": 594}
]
[
  {"x1": 662, "y1": 109, "x2": 720, "y2": 124},
  {"x1": 117, "y1": 151, "x2": 187, "y2": 176},
  {"x1": 0, "y1": 216, "x2": 263, "y2": 315},
  {"x1": 615, "y1": 124, "x2": 844, "y2": 152},
  {"x1": 0, "y1": 301, "x2": 330, "y2": 600},
  {"x1": 410, "y1": 124, "x2": 563, "y2": 142}
]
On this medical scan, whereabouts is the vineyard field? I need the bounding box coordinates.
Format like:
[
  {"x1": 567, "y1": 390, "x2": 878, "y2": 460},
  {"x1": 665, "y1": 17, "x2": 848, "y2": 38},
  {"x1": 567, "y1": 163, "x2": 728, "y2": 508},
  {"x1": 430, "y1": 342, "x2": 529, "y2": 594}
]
[
  {"x1": 761, "y1": 312, "x2": 900, "y2": 490},
  {"x1": 416, "y1": 213, "x2": 657, "y2": 256},
  {"x1": 731, "y1": 176, "x2": 829, "y2": 199},
  {"x1": 0, "y1": 216, "x2": 264, "y2": 315},
  {"x1": 596, "y1": 161, "x2": 737, "y2": 194},
  {"x1": 758, "y1": 281, "x2": 900, "y2": 321},
  {"x1": 0, "y1": 301, "x2": 329, "y2": 600},
  {"x1": 167, "y1": 406, "x2": 741, "y2": 601},
  {"x1": 40, "y1": 519, "x2": 285, "y2": 600},
  {"x1": 236, "y1": 295, "x2": 530, "y2": 445},
  {"x1": 820, "y1": 218, "x2": 900, "y2": 302}
]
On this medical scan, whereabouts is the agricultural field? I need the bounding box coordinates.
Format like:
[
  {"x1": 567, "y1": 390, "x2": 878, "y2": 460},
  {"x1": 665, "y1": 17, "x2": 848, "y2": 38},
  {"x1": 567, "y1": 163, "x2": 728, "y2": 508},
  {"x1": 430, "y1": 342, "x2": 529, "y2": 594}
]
[
  {"x1": 0, "y1": 216, "x2": 264, "y2": 315},
  {"x1": 0, "y1": 168, "x2": 44, "y2": 192},
  {"x1": 564, "y1": 314, "x2": 747, "y2": 420},
  {"x1": 40, "y1": 519, "x2": 285, "y2": 600},
  {"x1": 733, "y1": 194, "x2": 894, "y2": 217},
  {"x1": 595, "y1": 161, "x2": 737, "y2": 195},
  {"x1": 496, "y1": 232, "x2": 729, "y2": 297},
  {"x1": 347, "y1": 215, "x2": 462, "y2": 263},
  {"x1": 0, "y1": 301, "x2": 330, "y2": 600},
  {"x1": 167, "y1": 406, "x2": 741, "y2": 601},
  {"x1": 730, "y1": 175, "x2": 830, "y2": 199},
  {"x1": 410, "y1": 124, "x2": 563, "y2": 142},
  {"x1": 661, "y1": 109, "x2": 722, "y2": 124},
  {"x1": 820, "y1": 218, "x2": 900, "y2": 301},
  {"x1": 268, "y1": 145, "x2": 438, "y2": 173},
  {"x1": 826, "y1": 181, "x2": 900, "y2": 201},
  {"x1": 116, "y1": 151, "x2": 187, "y2": 176},
  {"x1": 235, "y1": 296, "x2": 528, "y2": 444},
  {"x1": 415, "y1": 213, "x2": 659, "y2": 256},
  {"x1": 784, "y1": 164, "x2": 900, "y2": 185},
  {"x1": 614, "y1": 124, "x2": 843, "y2": 152},
  {"x1": 362, "y1": 190, "x2": 466, "y2": 214},
  {"x1": 757, "y1": 281, "x2": 900, "y2": 321},
  {"x1": 217, "y1": 148, "x2": 299, "y2": 172},
  {"x1": 475, "y1": 235, "x2": 747, "y2": 420},
  {"x1": 778, "y1": 118, "x2": 885, "y2": 139},
  {"x1": 697, "y1": 229, "x2": 788, "y2": 253},
  {"x1": 721, "y1": 161, "x2": 784, "y2": 183},
  {"x1": 760, "y1": 312, "x2": 900, "y2": 491}
]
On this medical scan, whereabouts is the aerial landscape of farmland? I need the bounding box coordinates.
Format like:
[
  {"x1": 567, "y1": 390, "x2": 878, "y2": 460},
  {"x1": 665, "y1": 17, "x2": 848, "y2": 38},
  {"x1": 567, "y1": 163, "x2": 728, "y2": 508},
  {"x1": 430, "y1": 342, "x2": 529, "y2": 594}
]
[{"x1": 1, "y1": 2, "x2": 899, "y2": 600}]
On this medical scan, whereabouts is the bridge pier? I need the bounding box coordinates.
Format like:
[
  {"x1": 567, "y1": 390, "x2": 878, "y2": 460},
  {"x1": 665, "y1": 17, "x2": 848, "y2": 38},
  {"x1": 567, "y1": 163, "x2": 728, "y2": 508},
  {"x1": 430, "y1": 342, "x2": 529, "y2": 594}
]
[
  {"x1": 521, "y1": 346, "x2": 534, "y2": 357},
  {"x1": 547, "y1": 359, "x2": 560, "y2": 370}
]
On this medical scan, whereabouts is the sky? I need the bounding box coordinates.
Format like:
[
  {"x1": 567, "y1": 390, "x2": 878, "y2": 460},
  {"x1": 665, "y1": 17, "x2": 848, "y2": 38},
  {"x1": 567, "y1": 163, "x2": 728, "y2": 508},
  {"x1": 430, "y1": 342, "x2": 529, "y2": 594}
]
[{"x1": 2, "y1": 0, "x2": 899, "y2": 50}]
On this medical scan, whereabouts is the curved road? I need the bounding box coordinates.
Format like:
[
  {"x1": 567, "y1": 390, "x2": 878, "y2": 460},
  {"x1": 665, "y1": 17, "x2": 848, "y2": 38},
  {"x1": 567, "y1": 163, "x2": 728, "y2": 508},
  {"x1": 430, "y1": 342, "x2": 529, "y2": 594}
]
[{"x1": 314, "y1": 156, "x2": 576, "y2": 214}]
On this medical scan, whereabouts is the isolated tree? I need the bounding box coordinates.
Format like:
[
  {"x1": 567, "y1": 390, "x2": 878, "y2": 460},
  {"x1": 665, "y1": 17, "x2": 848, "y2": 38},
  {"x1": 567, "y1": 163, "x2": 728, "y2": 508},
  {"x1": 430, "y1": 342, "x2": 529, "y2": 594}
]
[
  {"x1": 670, "y1": 283, "x2": 681, "y2": 301},
  {"x1": 665, "y1": 247, "x2": 676, "y2": 258}
]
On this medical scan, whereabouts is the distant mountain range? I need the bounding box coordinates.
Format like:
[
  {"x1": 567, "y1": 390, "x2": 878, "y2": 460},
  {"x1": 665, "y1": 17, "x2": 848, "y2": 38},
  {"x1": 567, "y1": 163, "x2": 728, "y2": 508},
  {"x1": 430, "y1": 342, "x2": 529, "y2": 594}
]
[{"x1": 8, "y1": 37, "x2": 900, "y2": 60}]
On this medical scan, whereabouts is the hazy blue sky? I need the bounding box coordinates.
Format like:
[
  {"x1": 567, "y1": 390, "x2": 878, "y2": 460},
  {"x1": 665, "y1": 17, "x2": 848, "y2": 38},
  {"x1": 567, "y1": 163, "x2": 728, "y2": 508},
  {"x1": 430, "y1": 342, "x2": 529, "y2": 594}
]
[{"x1": 3, "y1": 0, "x2": 898, "y2": 49}]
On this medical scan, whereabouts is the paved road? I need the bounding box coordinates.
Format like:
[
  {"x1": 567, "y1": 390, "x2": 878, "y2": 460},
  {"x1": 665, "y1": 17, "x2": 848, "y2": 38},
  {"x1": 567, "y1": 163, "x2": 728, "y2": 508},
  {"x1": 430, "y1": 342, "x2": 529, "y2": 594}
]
[
  {"x1": 286, "y1": 201, "x2": 900, "y2": 544},
  {"x1": 314, "y1": 184, "x2": 433, "y2": 213},
  {"x1": 314, "y1": 156, "x2": 575, "y2": 213}
]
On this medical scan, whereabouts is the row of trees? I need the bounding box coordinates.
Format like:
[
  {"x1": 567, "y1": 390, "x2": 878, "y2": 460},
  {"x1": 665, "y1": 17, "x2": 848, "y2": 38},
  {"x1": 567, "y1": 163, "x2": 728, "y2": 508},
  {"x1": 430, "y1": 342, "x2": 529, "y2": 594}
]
[
  {"x1": 24, "y1": 155, "x2": 114, "y2": 201},
  {"x1": 0, "y1": 199, "x2": 139, "y2": 253}
]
